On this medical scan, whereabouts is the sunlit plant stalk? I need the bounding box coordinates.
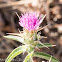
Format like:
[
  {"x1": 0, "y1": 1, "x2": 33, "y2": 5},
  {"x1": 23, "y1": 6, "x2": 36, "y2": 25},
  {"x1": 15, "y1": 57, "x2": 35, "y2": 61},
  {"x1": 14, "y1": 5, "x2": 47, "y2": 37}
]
[{"x1": 4, "y1": 12, "x2": 60, "y2": 62}]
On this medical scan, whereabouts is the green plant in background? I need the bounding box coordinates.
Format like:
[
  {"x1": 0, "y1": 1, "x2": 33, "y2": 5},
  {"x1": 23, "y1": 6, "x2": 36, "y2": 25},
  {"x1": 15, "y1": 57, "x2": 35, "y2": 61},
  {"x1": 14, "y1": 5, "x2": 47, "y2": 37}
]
[{"x1": 4, "y1": 12, "x2": 60, "y2": 62}]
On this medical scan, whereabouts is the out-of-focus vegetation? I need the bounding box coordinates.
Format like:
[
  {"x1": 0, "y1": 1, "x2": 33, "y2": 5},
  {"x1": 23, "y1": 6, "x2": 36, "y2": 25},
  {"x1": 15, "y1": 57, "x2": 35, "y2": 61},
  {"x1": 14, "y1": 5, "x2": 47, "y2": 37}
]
[{"x1": 0, "y1": 0, "x2": 62, "y2": 62}]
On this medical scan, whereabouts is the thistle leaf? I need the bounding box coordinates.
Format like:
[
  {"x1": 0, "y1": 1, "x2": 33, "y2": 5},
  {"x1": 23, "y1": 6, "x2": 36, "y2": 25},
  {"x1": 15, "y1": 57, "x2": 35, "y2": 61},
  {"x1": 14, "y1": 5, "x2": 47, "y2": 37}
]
[
  {"x1": 33, "y1": 52, "x2": 60, "y2": 62},
  {"x1": 4, "y1": 35, "x2": 24, "y2": 44},
  {"x1": 5, "y1": 45, "x2": 26, "y2": 62},
  {"x1": 23, "y1": 52, "x2": 34, "y2": 62},
  {"x1": 36, "y1": 43, "x2": 56, "y2": 48}
]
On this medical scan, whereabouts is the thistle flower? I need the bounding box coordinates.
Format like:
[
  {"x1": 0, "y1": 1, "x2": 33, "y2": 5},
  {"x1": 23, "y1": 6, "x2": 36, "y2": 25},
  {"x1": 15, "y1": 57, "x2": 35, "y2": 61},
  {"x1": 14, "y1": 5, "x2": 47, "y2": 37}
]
[
  {"x1": 19, "y1": 12, "x2": 46, "y2": 31},
  {"x1": 5, "y1": 12, "x2": 59, "y2": 62}
]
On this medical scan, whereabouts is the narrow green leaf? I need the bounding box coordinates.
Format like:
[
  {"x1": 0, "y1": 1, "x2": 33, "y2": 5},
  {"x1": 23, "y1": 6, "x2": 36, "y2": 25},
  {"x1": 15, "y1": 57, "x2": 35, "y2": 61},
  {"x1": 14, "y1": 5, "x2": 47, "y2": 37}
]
[
  {"x1": 33, "y1": 52, "x2": 60, "y2": 62},
  {"x1": 23, "y1": 52, "x2": 34, "y2": 62},
  {"x1": 36, "y1": 43, "x2": 55, "y2": 48},
  {"x1": 5, "y1": 45, "x2": 26, "y2": 62},
  {"x1": 4, "y1": 35, "x2": 24, "y2": 44}
]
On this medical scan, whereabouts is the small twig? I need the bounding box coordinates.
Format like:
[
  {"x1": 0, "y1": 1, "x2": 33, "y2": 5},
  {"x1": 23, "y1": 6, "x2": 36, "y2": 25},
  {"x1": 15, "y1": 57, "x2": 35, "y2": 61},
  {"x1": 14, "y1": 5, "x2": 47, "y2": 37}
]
[{"x1": 0, "y1": 0, "x2": 32, "y2": 8}]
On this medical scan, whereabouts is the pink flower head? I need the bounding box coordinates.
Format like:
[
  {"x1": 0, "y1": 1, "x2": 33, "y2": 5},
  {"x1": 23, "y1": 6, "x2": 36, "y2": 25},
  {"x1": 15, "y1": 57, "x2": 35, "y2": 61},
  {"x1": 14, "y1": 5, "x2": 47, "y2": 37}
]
[{"x1": 19, "y1": 12, "x2": 45, "y2": 31}]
